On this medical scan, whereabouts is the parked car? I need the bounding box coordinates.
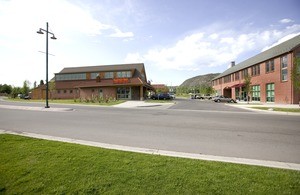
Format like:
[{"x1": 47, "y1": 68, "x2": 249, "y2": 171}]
[
  {"x1": 213, "y1": 95, "x2": 236, "y2": 103},
  {"x1": 169, "y1": 92, "x2": 176, "y2": 99},
  {"x1": 150, "y1": 93, "x2": 172, "y2": 100}
]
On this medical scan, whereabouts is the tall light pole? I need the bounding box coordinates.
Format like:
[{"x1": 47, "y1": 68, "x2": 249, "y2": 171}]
[{"x1": 37, "y1": 22, "x2": 57, "y2": 108}]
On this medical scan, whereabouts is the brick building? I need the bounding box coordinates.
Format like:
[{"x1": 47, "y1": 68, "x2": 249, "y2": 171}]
[
  {"x1": 32, "y1": 63, "x2": 154, "y2": 101},
  {"x1": 212, "y1": 35, "x2": 300, "y2": 104}
]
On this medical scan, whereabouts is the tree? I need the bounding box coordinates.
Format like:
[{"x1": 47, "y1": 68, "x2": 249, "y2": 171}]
[
  {"x1": 40, "y1": 80, "x2": 44, "y2": 86},
  {"x1": 33, "y1": 81, "x2": 37, "y2": 89},
  {"x1": 244, "y1": 74, "x2": 252, "y2": 104},
  {"x1": 11, "y1": 87, "x2": 22, "y2": 98},
  {"x1": 0, "y1": 84, "x2": 12, "y2": 94},
  {"x1": 49, "y1": 81, "x2": 56, "y2": 100},
  {"x1": 22, "y1": 80, "x2": 31, "y2": 95},
  {"x1": 291, "y1": 56, "x2": 300, "y2": 105}
]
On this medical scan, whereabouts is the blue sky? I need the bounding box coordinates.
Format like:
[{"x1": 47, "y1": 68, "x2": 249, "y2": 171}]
[{"x1": 0, "y1": 0, "x2": 300, "y2": 87}]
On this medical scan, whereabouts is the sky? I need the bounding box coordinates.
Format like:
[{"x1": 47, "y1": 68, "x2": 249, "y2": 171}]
[{"x1": 0, "y1": 0, "x2": 300, "y2": 87}]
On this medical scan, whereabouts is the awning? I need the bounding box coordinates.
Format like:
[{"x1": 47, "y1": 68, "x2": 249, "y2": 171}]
[{"x1": 231, "y1": 83, "x2": 244, "y2": 88}]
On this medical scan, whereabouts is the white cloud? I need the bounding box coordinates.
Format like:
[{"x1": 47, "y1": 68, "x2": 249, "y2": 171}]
[
  {"x1": 109, "y1": 28, "x2": 134, "y2": 38},
  {"x1": 0, "y1": 0, "x2": 135, "y2": 86},
  {"x1": 279, "y1": 18, "x2": 294, "y2": 24},
  {"x1": 125, "y1": 24, "x2": 300, "y2": 71},
  {"x1": 262, "y1": 33, "x2": 300, "y2": 51}
]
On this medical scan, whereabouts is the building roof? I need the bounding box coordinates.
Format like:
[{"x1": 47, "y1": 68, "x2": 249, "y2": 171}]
[
  {"x1": 213, "y1": 35, "x2": 300, "y2": 80},
  {"x1": 57, "y1": 63, "x2": 145, "y2": 74}
]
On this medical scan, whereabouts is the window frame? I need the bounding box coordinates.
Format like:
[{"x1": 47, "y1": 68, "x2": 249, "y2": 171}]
[
  {"x1": 266, "y1": 83, "x2": 275, "y2": 102},
  {"x1": 281, "y1": 55, "x2": 288, "y2": 82}
]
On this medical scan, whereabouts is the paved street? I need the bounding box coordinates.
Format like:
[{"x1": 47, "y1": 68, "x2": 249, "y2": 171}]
[{"x1": 0, "y1": 98, "x2": 300, "y2": 164}]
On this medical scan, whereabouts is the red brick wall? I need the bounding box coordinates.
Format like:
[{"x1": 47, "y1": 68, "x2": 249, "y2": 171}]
[{"x1": 213, "y1": 51, "x2": 298, "y2": 104}]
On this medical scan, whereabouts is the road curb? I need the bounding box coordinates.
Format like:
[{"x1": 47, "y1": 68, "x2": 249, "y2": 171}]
[{"x1": 1, "y1": 129, "x2": 299, "y2": 171}]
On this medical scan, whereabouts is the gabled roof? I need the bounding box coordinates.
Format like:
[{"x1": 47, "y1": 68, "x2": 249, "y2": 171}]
[
  {"x1": 213, "y1": 35, "x2": 300, "y2": 80},
  {"x1": 57, "y1": 63, "x2": 145, "y2": 74}
]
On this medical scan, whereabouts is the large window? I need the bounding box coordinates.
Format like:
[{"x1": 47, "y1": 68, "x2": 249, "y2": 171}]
[
  {"x1": 241, "y1": 69, "x2": 248, "y2": 79},
  {"x1": 251, "y1": 64, "x2": 260, "y2": 76},
  {"x1": 224, "y1": 75, "x2": 231, "y2": 83},
  {"x1": 117, "y1": 71, "x2": 131, "y2": 78},
  {"x1": 252, "y1": 85, "x2": 260, "y2": 101},
  {"x1": 105, "y1": 72, "x2": 114, "y2": 79},
  {"x1": 266, "y1": 83, "x2": 275, "y2": 102},
  {"x1": 91, "y1": 72, "x2": 99, "y2": 79},
  {"x1": 266, "y1": 59, "x2": 274, "y2": 73},
  {"x1": 56, "y1": 73, "x2": 86, "y2": 81},
  {"x1": 117, "y1": 87, "x2": 131, "y2": 99},
  {"x1": 281, "y1": 55, "x2": 288, "y2": 81},
  {"x1": 235, "y1": 72, "x2": 240, "y2": 80}
]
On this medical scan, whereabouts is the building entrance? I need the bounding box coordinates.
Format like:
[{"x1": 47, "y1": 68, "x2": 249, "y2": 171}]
[{"x1": 117, "y1": 87, "x2": 131, "y2": 100}]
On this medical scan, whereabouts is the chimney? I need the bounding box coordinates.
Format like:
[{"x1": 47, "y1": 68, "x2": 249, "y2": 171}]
[{"x1": 231, "y1": 61, "x2": 235, "y2": 67}]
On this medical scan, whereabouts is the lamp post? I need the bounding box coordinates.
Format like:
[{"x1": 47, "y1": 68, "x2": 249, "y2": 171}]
[{"x1": 37, "y1": 22, "x2": 57, "y2": 108}]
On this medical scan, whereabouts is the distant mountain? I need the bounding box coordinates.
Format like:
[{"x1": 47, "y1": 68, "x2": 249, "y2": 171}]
[{"x1": 180, "y1": 73, "x2": 220, "y2": 87}]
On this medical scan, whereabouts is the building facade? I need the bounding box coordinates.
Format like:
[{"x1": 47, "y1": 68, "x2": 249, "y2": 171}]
[
  {"x1": 32, "y1": 63, "x2": 154, "y2": 101},
  {"x1": 212, "y1": 35, "x2": 300, "y2": 104}
]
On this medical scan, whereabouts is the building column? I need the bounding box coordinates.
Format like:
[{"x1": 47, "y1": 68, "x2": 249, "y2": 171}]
[{"x1": 140, "y1": 86, "x2": 144, "y2": 101}]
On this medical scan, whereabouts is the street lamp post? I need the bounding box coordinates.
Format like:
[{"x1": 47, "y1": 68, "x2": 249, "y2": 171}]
[{"x1": 37, "y1": 22, "x2": 57, "y2": 108}]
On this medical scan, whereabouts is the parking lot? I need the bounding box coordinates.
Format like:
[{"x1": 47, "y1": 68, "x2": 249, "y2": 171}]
[{"x1": 169, "y1": 98, "x2": 252, "y2": 112}]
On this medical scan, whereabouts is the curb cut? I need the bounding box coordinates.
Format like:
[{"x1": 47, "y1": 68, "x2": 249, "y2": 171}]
[{"x1": 1, "y1": 129, "x2": 299, "y2": 171}]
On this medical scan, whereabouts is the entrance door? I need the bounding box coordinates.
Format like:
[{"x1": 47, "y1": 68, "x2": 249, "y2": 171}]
[
  {"x1": 117, "y1": 87, "x2": 131, "y2": 100},
  {"x1": 241, "y1": 87, "x2": 247, "y2": 101}
]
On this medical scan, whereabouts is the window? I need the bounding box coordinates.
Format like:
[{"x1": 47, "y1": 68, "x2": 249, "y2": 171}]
[
  {"x1": 251, "y1": 64, "x2": 260, "y2": 76},
  {"x1": 281, "y1": 55, "x2": 288, "y2": 81},
  {"x1": 64, "y1": 90, "x2": 67, "y2": 93},
  {"x1": 117, "y1": 87, "x2": 131, "y2": 99},
  {"x1": 57, "y1": 90, "x2": 60, "y2": 94},
  {"x1": 224, "y1": 75, "x2": 231, "y2": 83},
  {"x1": 266, "y1": 59, "x2": 274, "y2": 73},
  {"x1": 117, "y1": 71, "x2": 131, "y2": 78},
  {"x1": 235, "y1": 72, "x2": 240, "y2": 80},
  {"x1": 91, "y1": 72, "x2": 99, "y2": 79},
  {"x1": 70, "y1": 90, "x2": 73, "y2": 94},
  {"x1": 266, "y1": 83, "x2": 275, "y2": 102},
  {"x1": 105, "y1": 72, "x2": 114, "y2": 79},
  {"x1": 56, "y1": 73, "x2": 86, "y2": 81},
  {"x1": 241, "y1": 69, "x2": 248, "y2": 79},
  {"x1": 252, "y1": 85, "x2": 260, "y2": 101}
]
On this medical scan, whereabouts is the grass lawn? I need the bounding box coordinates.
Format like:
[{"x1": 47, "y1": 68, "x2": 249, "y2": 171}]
[
  {"x1": 251, "y1": 107, "x2": 300, "y2": 113},
  {"x1": 1, "y1": 134, "x2": 300, "y2": 194},
  {"x1": 6, "y1": 98, "x2": 125, "y2": 106}
]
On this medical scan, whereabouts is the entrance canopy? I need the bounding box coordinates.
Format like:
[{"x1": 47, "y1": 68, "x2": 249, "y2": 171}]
[{"x1": 231, "y1": 83, "x2": 245, "y2": 88}]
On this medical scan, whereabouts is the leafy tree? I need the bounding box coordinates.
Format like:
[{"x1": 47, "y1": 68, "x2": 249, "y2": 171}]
[
  {"x1": 33, "y1": 81, "x2": 37, "y2": 89},
  {"x1": 11, "y1": 87, "x2": 22, "y2": 98},
  {"x1": 244, "y1": 74, "x2": 252, "y2": 104},
  {"x1": 49, "y1": 81, "x2": 56, "y2": 100},
  {"x1": 40, "y1": 80, "x2": 44, "y2": 86},
  {"x1": 0, "y1": 84, "x2": 12, "y2": 94},
  {"x1": 22, "y1": 80, "x2": 31, "y2": 95}
]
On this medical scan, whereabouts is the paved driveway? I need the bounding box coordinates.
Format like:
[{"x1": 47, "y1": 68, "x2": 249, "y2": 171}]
[{"x1": 170, "y1": 98, "x2": 252, "y2": 112}]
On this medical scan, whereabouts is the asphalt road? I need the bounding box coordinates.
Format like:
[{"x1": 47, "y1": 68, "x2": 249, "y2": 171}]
[{"x1": 0, "y1": 99, "x2": 300, "y2": 164}]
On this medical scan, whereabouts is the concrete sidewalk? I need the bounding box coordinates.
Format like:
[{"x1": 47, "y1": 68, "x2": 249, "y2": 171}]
[
  {"x1": 227, "y1": 102, "x2": 300, "y2": 115},
  {"x1": 113, "y1": 100, "x2": 174, "y2": 109},
  {"x1": 0, "y1": 104, "x2": 74, "y2": 112}
]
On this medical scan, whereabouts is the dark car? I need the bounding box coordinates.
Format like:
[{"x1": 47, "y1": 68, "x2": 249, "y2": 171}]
[
  {"x1": 150, "y1": 93, "x2": 172, "y2": 100},
  {"x1": 213, "y1": 95, "x2": 236, "y2": 103}
]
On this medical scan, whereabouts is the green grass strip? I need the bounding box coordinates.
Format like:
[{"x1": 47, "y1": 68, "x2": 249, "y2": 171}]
[
  {"x1": 251, "y1": 107, "x2": 300, "y2": 113},
  {"x1": 6, "y1": 98, "x2": 125, "y2": 106},
  {"x1": 0, "y1": 134, "x2": 299, "y2": 194}
]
